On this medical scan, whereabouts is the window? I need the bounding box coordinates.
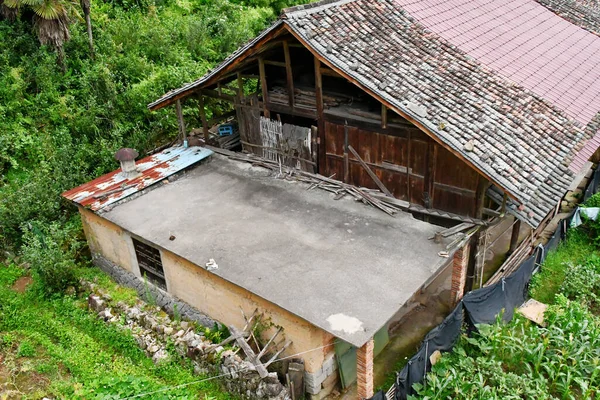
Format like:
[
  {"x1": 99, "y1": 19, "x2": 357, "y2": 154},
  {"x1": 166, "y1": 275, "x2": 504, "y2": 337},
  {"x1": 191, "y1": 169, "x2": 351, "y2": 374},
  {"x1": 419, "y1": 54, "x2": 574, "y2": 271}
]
[{"x1": 132, "y1": 238, "x2": 167, "y2": 290}]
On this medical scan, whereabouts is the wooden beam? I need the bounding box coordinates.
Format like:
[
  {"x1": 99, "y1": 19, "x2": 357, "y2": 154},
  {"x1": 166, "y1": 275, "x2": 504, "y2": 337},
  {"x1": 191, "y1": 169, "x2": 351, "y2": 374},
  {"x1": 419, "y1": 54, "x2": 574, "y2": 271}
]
[
  {"x1": 320, "y1": 67, "x2": 342, "y2": 78},
  {"x1": 263, "y1": 60, "x2": 287, "y2": 67},
  {"x1": 175, "y1": 99, "x2": 187, "y2": 142},
  {"x1": 348, "y1": 145, "x2": 394, "y2": 198},
  {"x1": 381, "y1": 104, "x2": 387, "y2": 129},
  {"x1": 197, "y1": 96, "x2": 209, "y2": 142},
  {"x1": 200, "y1": 88, "x2": 236, "y2": 102},
  {"x1": 314, "y1": 56, "x2": 325, "y2": 172},
  {"x1": 283, "y1": 41, "x2": 294, "y2": 108},
  {"x1": 258, "y1": 57, "x2": 270, "y2": 118}
]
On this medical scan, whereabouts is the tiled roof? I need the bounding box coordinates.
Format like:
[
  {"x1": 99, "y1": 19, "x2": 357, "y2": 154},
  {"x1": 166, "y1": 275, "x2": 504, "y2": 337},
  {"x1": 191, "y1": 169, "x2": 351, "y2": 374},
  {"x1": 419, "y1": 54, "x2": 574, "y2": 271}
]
[
  {"x1": 535, "y1": 0, "x2": 600, "y2": 36},
  {"x1": 149, "y1": 0, "x2": 600, "y2": 227},
  {"x1": 283, "y1": 0, "x2": 598, "y2": 226}
]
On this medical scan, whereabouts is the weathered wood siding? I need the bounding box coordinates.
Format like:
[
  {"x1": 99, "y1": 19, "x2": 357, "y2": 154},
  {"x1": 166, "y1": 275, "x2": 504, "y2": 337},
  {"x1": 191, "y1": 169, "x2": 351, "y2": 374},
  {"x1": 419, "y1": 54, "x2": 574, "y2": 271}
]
[{"x1": 323, "y1": 119, "x2": 479, "y2": 216}]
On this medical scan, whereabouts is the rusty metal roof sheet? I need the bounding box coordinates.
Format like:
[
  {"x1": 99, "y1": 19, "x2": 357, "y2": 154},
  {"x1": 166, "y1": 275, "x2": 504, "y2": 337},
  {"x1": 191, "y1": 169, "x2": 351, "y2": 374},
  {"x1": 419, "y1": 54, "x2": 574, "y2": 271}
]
[{"x1": 62, "y1": 146, "x2": 213, "y2": 211}]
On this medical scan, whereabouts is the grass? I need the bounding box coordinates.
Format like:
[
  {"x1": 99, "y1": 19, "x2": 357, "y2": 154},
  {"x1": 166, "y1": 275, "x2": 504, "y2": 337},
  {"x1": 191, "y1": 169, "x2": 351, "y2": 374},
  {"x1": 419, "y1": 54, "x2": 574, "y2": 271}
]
[
  {"x1": 530, "y1": 228, "x2": 597, "y2": 304},
  {"x1": 0, "y1": 263, "x2": 233, "y2": 400}
]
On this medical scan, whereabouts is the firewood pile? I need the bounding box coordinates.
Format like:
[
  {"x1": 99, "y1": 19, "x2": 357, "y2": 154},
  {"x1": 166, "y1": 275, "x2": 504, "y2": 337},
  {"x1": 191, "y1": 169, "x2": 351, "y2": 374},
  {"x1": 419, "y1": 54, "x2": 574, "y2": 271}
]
[{"x1": 269, "y1": 86, "x2": 347, "y2": 110}]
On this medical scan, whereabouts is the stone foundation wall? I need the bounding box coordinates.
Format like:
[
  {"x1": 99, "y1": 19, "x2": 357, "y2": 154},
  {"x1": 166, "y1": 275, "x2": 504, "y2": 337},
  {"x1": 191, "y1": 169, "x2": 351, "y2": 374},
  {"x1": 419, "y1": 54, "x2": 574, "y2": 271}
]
[
  {"x1": 84, "y1": 280, "x2": 288, "y2": 400},
  {"x1": 92, "y1": 254, "x2": 217, "y2": 328},
  {"x1": 305, "y1": 352, "x2": 339, "y2": 399}
]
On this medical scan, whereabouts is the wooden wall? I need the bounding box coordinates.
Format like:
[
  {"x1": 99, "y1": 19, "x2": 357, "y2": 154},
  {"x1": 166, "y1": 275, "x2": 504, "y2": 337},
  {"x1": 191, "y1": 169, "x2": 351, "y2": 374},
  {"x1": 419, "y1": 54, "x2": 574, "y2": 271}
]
[{"x1": 322, "y1": 117, "x2": 480, "y2": 217}]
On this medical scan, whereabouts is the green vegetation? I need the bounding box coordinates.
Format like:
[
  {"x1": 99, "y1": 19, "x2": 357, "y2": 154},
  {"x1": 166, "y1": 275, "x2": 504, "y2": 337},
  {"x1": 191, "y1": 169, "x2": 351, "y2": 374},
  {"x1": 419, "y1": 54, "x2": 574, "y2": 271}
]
[
  {"x1": 1, "y1": 0, "x2": 307, "y2": 396},
  {"x1": 0, "y1": 263, "x2": 232, "y2": 398},
  {"x1": 0, "y1": 0, "x2": 306, "y2": 287},
  {"x1": 412, "y1": 217, "x2": 600, "y2": 399}
]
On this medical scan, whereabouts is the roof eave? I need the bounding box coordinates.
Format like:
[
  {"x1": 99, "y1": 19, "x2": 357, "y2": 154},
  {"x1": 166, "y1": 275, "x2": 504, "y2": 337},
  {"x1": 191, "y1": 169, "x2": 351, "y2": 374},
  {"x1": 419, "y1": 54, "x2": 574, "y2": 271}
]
[{"x1": 147, "y1": 20, "x2": 286, "y2": 111}]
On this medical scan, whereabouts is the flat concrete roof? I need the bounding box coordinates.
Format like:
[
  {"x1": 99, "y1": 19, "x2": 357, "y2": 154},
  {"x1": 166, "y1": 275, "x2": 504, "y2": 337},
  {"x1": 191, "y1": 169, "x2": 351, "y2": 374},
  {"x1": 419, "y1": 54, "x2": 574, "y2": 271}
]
[{"x1": 102, "y1": 155, "x2": 450, "y2": 347}]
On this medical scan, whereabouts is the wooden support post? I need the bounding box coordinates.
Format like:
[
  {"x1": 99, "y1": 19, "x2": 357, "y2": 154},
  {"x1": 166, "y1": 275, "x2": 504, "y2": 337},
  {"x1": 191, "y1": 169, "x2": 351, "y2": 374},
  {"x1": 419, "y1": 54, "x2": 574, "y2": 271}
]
[
  {"x1": 343, "y1": 122, "x2": 349, "y2": 183},
  {"x1": 314, "y1": 56, "x2": 325, "y2": 173},
  {"x1": 237, "y1": 72, "x2": 244, "y2": 99},
  {"x1": 258, "y1": 57, "x2": 270, "y2": 118},
  {"x1": 197, "y1": 96, "x2": 209, "y2": 143},
  {"x1": 381, "y1": 104, "x2": 387, "y2": 129},
  {"x1": 175, "y1": 99, "x2": 187, "y2": 144},
  {"x1": 283, "y1": 40, "x2": 294, "y2": 108},
  {"x1": 508, "y1": 219, "x2": 522, "y2": 255},
  {"x1": 357, "y1": 339, "x2": 374, "y2": 399},
  {"x1": 465, "y1": 177, "x2": 489, "y2": 292}
]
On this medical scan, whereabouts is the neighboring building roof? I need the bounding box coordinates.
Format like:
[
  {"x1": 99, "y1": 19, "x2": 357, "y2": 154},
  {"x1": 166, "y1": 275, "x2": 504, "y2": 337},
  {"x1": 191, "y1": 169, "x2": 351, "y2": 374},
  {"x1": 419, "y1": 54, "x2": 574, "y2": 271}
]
[
  {"x1": 62, "y1": 146, "x2": 213, "y2": 211},
  {"x1": 100, "y1": 155, "x2": 450, "y2": 347},
  {"x1": 148, "y1": 0, "x2": 600, "y2": 227},
  {"x1": 535, "y1": 0, "x2": 600, "y2": 36}
]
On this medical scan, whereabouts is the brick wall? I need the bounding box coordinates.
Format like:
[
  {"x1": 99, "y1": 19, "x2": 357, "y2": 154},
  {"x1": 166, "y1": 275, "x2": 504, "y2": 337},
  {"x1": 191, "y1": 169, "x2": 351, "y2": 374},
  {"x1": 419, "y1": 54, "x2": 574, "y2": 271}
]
[
  {"x1": 356, "y1": 339, "x2": 374, "y2": 399},
  {"x1": 450, "y1": 243, "x2": 470, "y2": 305}
]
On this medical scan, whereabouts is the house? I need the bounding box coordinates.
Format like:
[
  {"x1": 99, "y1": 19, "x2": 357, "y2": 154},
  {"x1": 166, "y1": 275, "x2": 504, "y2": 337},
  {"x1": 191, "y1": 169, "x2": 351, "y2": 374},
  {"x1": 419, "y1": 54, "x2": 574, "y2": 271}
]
[{"x1": 63, "y1": 0, "x2": 600, "y2": 398}]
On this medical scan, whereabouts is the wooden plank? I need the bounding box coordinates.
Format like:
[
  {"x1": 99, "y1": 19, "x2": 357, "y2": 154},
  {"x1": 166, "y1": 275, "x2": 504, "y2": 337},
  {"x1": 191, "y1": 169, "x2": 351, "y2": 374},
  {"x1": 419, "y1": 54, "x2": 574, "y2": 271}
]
[
  {"x1": 314, "y1": 56, "x2": 326, "y2": 173},
  {"x1": 175, "y1": 99, "x2": 187, "y2": 142},
  {"x1": 381, "y1": 104, "x2": 387, "y2": 129},
  {"x1": 197, "y1": 96, "x2": 209, "y2": 142},
  {"x1": 283, "y1": 41, "x2": 294, "y2": 108},
  {"x1": 348, "y1": 145, "x2": 393, "y2": 197},
  {"x1": 258, "y1": 57, "x2": 270, "y2": 118}
]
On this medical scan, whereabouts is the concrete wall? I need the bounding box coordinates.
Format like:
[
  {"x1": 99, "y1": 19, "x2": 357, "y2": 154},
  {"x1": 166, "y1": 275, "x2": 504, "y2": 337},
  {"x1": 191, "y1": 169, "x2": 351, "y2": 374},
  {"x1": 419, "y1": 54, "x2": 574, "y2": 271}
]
[{"x1": 80, "y1": 208, "x2": 335, "y2": 375}]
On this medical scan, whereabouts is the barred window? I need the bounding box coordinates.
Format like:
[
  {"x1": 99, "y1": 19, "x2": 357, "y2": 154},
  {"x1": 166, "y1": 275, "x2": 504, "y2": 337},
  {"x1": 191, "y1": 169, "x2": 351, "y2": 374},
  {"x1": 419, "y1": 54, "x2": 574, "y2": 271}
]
[{"x1": 132, "y1": 238, "x2": 167, "y2": 290}]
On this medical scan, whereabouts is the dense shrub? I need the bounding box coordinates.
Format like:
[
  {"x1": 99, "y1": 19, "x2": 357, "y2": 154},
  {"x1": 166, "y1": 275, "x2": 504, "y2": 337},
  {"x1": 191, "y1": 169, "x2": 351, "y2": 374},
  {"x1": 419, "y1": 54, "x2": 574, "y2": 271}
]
[{"x1": 21, "y1": 221, "x2": 83, "y2": 296}]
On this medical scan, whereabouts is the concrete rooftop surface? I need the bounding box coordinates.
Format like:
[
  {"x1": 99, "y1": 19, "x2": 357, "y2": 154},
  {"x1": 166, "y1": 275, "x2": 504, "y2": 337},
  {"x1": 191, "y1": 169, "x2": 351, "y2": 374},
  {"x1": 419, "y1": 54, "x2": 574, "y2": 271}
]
[{"x1": 101, "y1": 154, "x2": 450, "y2": 347}]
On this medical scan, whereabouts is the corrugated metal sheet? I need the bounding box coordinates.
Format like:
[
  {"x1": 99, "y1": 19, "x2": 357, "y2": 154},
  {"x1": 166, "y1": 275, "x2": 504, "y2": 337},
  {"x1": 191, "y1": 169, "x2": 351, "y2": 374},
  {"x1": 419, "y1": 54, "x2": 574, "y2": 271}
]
[{"x1": 62, "y1": 146, "x2": 213, "y2": 211}]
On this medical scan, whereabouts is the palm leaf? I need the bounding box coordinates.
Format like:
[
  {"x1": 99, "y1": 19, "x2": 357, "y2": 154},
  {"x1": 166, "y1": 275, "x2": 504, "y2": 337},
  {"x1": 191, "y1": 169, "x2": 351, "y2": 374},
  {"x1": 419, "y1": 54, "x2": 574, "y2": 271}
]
[{"x1": 32, "y1": 0, "x2": 65, "y2": 20}]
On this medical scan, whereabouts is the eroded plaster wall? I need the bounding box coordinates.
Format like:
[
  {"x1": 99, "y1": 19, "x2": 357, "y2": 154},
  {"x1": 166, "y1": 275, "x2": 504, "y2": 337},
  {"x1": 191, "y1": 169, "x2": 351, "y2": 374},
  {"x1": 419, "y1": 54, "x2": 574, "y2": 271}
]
[
  {"x1": 80, "y1": 207, "x2": 136, "y2": 273},
  {"x1": 79, "y1": 207, "x2": 335, "y2": 374}
]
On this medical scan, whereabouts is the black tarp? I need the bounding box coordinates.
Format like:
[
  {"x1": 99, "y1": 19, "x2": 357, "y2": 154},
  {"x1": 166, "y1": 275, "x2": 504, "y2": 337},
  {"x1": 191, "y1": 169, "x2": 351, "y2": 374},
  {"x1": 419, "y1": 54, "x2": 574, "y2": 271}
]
[
  {"x1": 369, "y1": 390, "x2": 386, "y2": 400},
  {"x1": 584, "y1": 166, "x2": 600, "y2": 202},
  {"x1": 394, "y1": 303, "x2": 463, "y2": 400}
]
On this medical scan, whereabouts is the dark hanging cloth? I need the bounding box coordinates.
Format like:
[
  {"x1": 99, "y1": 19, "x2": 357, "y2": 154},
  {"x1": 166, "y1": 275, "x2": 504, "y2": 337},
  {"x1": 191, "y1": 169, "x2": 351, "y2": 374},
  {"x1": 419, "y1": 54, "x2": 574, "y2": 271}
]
[
  {"x1": 395, "y1": 303, "x2": 464, "y2": 400},
  {"x1": 503, "y1": 254, "x2": 537, "y2": 316},
  {"x1": 462, "y1": 281, "x2": 505, "y2": 326},
  {"x1": 367, "y1": 390, "x2": 386, "y2": 400},
  {"x1": 544, "y1": 220, "x2": 564, "y2": 254}
]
